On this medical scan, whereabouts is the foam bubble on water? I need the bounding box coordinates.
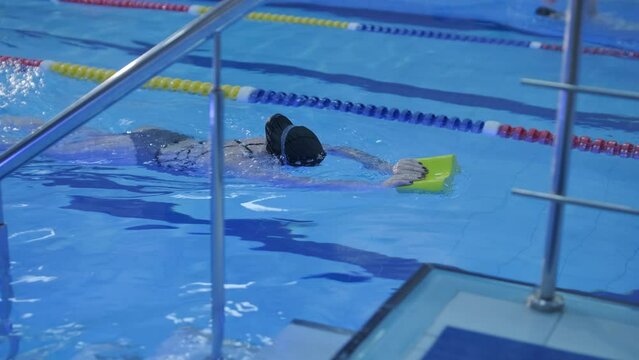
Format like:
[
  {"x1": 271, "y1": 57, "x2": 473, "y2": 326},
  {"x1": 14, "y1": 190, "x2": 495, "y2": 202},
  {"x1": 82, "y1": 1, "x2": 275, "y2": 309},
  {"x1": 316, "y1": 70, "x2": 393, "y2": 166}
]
[
  {"x1": 180, "y1": 281, "x2": 256, "y2": 289},
  {"x1": 9, "y1": 228, "x2": 55, "y2": 243},
  {"x1": 165, "y1": 313, "x2": 196, "y2": 325},
  {"x1": 224, "y1": 281, "x2": 255, "y2": 289},
  {"x1": 10, "y1": 297, "x2": 41, "y2": 303},
  {"x1": 179, "y1": 281, "x2": 256, "y2": 296},
  {"x1": 180, "y1": 287, "x2": 209, "y2": 296},
  {"x1": 118, "y1": 117, "x2": 134, "y2": 127},
  {"x1": 172, "y1": 191, "x2": 211, "y2": 200},
  {"x1": 6, "y1": 203, "x2": 29, "y2": 208},
  {"x1": 241, "y1": 195, "x2": 287, "y2": 212},
  {"x1": 256, "y1": 334, "x2": 273, "y2": 346},
  {"x1": 0, "y1": 61, "x2": 45, "y2": 109},
  {"x1": 225, "y1": 306, "x2": 243, "y2": 318},
  {"x1": 234, "y1": 301, "x2": 258, "y2": 313},
  {"x1": 68, "y1": 159, "x2": 111, "y2": 165},
  {"x1": 180, "y1": 282, "x2": 210, "y2": 288},
  {"x1": 12, "y1": 275, "x2": 57, "y2": 284},
  {"x1": 21, "y1": 169, "x2": 54, "y2": 175}
]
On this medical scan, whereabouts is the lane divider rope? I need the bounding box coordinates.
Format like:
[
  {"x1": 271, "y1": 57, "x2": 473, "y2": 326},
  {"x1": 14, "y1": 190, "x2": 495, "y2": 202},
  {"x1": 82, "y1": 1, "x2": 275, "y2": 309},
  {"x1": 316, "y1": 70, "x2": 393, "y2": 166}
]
[
  {"x1": 0, "y1": 55, "x2": 242, "y2": 99},
  {"x1": 2, "y1": 55, "x2": 637, "y2": 159},
  {"x1": 53, "y1": 0, "x2": 193, "y2": 13},
  {"x1": 54, "y1": 0, "x2": 639, "y2": 60}
]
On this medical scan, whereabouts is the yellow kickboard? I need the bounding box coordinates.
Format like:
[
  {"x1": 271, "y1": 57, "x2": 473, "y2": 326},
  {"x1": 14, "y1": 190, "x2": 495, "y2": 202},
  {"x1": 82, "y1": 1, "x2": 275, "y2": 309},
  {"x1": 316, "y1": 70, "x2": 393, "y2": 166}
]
[{"x1": 398, "y1": 154, "x2": 457, "y2": 192}]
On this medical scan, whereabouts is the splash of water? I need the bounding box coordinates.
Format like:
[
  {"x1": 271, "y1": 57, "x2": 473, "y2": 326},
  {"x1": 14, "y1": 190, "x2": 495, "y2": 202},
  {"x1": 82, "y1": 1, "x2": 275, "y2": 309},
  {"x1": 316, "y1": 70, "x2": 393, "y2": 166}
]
[{"x1": 0, "y1": 60, "x2": 44, "y2": 110}]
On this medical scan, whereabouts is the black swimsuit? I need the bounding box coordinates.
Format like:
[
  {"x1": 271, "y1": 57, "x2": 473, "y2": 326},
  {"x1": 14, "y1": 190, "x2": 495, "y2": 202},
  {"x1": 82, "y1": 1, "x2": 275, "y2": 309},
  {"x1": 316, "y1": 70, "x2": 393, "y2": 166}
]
[
  {"x1": 128, "y1": 129, "x2": 190, "y2": 166},
  {"x1": 129, "y1": 130, "x2": 266, "y2": 173},
  {"x1": 224, "y1": 139, "x2": 265, "y2": 157}
]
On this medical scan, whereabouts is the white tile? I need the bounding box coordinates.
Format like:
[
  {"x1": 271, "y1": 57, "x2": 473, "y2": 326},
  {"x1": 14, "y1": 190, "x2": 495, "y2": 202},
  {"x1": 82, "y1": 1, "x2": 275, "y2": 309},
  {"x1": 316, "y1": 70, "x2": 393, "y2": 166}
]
[
  {"x1": 405, "y1": 335, "x2": 437, "y2": 360},
  {"x1": 547, "y1": 312, "x2": 639, "y2": 360},
  {"x1": 256, "y1": 322, "x2": 352, "y2": 360},
  {"x1": 427, "y1": 292, "x2": 560, "y2": 344}
]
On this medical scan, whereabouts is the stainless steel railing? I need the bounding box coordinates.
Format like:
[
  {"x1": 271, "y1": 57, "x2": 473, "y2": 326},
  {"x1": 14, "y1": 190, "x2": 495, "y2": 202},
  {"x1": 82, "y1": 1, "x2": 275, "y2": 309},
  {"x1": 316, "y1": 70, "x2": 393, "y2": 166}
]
[
  {"x1": 515, "y1": 0, "x2": 639, "y2": 312},
  {"x1": 0, "y1": 190, "x2": 19, "y2": 360},
  {"x1": 0, "y1": 0, "x2": 264, "y2": 358},
  {"x1": 520, "y1": 78, "x2": 639, "y2": 101},
  {"x1": 0, "y1": 0, "x2": 262, "y2": 179}
]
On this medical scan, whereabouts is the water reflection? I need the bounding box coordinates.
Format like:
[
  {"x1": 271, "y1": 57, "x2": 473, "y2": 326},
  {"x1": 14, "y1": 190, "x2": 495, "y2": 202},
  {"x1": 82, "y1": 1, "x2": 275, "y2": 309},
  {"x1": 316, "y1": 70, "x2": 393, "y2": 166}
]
[{"x1": 0, "y1": 203, "x2": 20, "y2": 359}]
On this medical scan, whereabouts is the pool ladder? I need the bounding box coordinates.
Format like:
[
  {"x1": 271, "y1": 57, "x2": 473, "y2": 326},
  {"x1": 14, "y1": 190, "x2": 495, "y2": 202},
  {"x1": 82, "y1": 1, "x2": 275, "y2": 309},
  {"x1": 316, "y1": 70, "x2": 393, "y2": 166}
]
[
  {"x1": 512, "y1": 0, "x2": 639, "y2": 312},
  {"x1": 0, "y1": 0, "x2": 265, "y2": 358}
]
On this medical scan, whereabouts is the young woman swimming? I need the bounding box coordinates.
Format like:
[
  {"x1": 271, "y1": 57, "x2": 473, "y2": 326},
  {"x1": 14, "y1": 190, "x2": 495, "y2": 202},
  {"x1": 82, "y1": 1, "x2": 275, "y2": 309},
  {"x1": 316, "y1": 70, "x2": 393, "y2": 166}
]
[
  {"x1": 0, "y1": 114, "x2": 427, "y2": 189},
  {"x1": 536, "y1": 0, "x2": 597, "y2": 20}
]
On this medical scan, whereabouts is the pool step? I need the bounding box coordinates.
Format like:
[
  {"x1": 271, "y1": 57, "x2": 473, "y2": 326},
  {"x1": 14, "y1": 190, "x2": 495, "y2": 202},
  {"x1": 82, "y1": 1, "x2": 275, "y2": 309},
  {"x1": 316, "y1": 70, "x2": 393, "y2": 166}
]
[
  {"x1": 256, "y1": 319, "x2": 354, "y2": 360},
  {"x1": 334, "y1": 264, "x2": 639, "y2": 360}
]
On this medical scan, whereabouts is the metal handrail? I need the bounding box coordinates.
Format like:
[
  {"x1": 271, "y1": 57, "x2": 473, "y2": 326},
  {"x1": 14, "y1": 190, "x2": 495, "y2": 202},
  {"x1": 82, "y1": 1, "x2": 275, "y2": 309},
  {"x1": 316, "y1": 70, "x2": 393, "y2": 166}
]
[
  {"x1": 512, "y1": 188, "x2": 639, "y2": 216},
  {"x1": 521, "y1": 78, "x2": 639, "y2": 101},
  {"x1": 0, "y1": 191, "x2": 19, "y2": 360},
  {"x1": 0, "y1": 0, "x2": 264, "y2": 358},
  {"x1": 209, "y1": 32, "x2": 226, "y2": 360},
  {"x1": 0, "y1": 0, "x2": 262, "y2": 180},
  {"x1": 520, "y1": 0, "x2": 639, "y2": 313},
  {"x1": 527, "y1": 0, "x2": 584, "y2": 313}
]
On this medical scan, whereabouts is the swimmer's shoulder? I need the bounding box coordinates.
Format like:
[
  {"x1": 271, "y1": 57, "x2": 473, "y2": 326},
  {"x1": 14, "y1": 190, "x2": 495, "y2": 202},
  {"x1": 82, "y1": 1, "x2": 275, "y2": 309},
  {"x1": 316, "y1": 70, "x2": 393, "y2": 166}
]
[{"x1": 243, "y1": 137, "x2": 265, "y2": 144}]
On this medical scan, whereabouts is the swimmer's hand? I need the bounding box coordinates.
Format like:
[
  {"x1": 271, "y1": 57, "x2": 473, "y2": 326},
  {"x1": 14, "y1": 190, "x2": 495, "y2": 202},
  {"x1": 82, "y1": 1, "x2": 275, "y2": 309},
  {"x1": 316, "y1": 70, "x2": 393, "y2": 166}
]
[{"x1": 383, "y1": 158, "x2": 428, "y2": 187}]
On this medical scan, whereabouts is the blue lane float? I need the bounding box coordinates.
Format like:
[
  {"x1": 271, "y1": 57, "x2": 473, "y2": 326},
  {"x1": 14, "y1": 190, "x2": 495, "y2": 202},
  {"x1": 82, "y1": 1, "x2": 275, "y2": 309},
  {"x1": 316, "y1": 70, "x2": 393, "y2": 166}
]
[
  {"x1": 246, "y1": 87, "x2": 486, "y2": 133},
  {"x1": 241, "y1": 86, "x2": 639, "y2": 159},
  {"x1": 357, "y1": 24, "x2": 533, "y2": 48}
]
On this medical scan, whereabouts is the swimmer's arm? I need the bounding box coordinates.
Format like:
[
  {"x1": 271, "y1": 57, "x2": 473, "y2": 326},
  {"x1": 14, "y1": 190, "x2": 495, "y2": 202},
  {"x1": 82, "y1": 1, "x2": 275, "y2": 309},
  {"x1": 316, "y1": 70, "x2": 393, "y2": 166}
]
[
  {"x1": 242, "y1": 158, "x2": 426, "y2": 190},
  {"x1": 324, "y1": 145, "x2": 394, "y2": 174},
  {"x1": 268, "y1": 174, "x2": 385, "y2": 191},
  {"x1": 0, "y1": 115, "x2": 108, "y2": 137}
]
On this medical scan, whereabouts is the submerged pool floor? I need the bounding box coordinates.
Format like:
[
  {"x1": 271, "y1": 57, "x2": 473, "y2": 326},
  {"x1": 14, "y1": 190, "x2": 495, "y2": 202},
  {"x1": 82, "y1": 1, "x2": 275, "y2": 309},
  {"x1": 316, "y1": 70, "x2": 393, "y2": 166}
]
[{"x1": 1, "y1": 0, "x2": 638, "y2": 358}]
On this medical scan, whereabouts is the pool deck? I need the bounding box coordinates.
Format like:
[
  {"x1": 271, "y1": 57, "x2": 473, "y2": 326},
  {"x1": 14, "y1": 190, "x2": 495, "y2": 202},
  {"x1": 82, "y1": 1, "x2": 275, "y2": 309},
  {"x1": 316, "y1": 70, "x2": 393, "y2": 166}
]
[{"x1": 261, "y1": 264, "x2": 639, "y2": 360}]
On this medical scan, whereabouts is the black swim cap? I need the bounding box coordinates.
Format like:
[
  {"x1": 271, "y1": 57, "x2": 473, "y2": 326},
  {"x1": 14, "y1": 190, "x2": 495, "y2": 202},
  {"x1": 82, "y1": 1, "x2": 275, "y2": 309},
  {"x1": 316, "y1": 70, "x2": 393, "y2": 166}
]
[
  {"x1": 265, "y1": 114, "x2": 326, "y2": 166},
  {"x1": 536, "y1": 6, "x2": 557, "y2": 17}
]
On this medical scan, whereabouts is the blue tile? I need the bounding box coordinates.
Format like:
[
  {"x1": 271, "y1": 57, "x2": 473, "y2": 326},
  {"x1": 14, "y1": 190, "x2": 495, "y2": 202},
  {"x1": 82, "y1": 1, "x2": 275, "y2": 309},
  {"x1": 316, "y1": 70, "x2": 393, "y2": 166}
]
[{"x1": 422, "y1": 327, "x2": 603, "y2": 360}]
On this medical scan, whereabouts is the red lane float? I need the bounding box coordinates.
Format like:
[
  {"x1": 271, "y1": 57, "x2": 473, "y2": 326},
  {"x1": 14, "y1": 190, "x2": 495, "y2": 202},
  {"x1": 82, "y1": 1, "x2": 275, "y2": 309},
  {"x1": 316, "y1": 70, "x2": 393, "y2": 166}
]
[
  {"x1": 0, "y1": 55, "x2": 43, "y2": 67},
  {"x1": 56, "y1": 0, "x2": 192, "y2": 12}
]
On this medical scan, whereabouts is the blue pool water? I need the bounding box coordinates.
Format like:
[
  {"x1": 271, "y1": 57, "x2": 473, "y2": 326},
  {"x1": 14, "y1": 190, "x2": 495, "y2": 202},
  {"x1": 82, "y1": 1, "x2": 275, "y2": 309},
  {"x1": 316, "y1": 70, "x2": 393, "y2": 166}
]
[{"x1": 1, "y1": 0, "x2": 638, "y2": 358}]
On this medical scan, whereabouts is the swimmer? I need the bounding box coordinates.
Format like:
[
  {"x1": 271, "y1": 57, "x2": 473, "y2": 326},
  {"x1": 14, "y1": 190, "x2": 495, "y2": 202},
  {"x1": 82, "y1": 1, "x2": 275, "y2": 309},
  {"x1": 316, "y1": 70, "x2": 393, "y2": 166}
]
[
  {"x1": 536, "y1": 0, "x2": 639, "y2": 32},
  {"x1": 535, "y1": 0, "x2": 597, "y2": 20},
  {"x1": 535, "y1": 6, "x2": 564, "y2": 20},
  {"x1": 0, "y1": 114, "x2": 428, "y2": 189}
]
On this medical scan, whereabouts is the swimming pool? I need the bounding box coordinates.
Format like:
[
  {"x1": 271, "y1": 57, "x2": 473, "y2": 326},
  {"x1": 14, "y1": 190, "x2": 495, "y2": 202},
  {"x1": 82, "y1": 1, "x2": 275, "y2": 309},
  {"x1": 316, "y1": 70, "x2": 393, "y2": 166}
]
[{"x1": 1, "y1": 0, "x2": 638, "y2": 358}]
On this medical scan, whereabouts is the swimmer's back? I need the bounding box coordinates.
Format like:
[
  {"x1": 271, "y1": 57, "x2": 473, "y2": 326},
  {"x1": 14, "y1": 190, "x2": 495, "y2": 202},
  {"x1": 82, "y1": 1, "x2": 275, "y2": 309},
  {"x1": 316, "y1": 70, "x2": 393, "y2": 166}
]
[{"x1": 129, "y1": 128, "x2": 191, "y2": 166}]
